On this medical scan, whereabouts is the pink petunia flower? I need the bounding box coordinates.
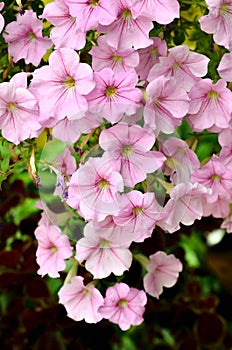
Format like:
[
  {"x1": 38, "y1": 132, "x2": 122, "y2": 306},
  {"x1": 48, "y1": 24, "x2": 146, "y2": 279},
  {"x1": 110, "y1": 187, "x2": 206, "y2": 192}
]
[
  {"x1": 160, "y1": 137, "x2": 200, "y2": 184},
  {"x1": 191, "y1": 154, "x2": 232, "y2": 204},
  {"x1": 143, "y1": 251, "x2": 183, "y2": 298},
  {"x1": 58, "y1": 276, "x2": 104, "y2": 323},
  {"x1": 113, "y1": 191, "x2": 162, "y2": 242},
  {"x1": 186, "y1": 78, "x2": 232, "y2": 131},
  {"x1": 156, "y1": 182, "x2": 207, "y2": 233},
  {"x1": 144, "y1": 76, "x2": 190, "y2": 135},
  {"x1": 86, "y1": 68, "x2": 142, "y2": 124},
  {"x1": 136, "y1": 37, "x2": 168, "y2": 81},
  {"x1": 30, "y1": 48, "x2": 95, "y2": 123},
  {"x1": 132, "y1": 0, "x2": 180, "y2": 24},
  {"x1": 148, "y1": 45, "x2": 209, "y2": 92},
  {"x1": 201, "y1": 195, "x2": 230, "y2": 218},
  {"x1": 34, "y1": 224, "x2": 73, "y2": 278},
  {"x1": 75, "y1": 220, "x2": 133, "y2": 278},
  {"x1": 99, "y1": 282, "x2": 147, "y2": 330},
  {"x1": 199, "y1": 0, "x2": 232, "y2": 50},
  {"x1": 217, "y1": 52, "x2": 232, "y2": 81},
  {"x1": 0, "y1": 72, "x2": 42, "y2": 144},
  {"x1": 99, "y1": 123, "x2": 166, "y2": 187},
  {"x1": 0, "y1": 2, "x2": 4, "y2": 33},
  {"x1": 67, "y1": 0, "x2": 118, "y2": 32},
  {"x1": 67, "y1": 157, "x2": 124, "y2": 222},
  {"x1": 3, "y1": 10, "x2": 52, "y2": 66},
  {"x1": 90, "y1": 35, "x2": 139, "y2": 73},
  {"x1": 98, "y1": 0, "x2": 153, "y2": 50},
  {"x1": 41, "y1": 0, "x2": 86, "y2": 50}
]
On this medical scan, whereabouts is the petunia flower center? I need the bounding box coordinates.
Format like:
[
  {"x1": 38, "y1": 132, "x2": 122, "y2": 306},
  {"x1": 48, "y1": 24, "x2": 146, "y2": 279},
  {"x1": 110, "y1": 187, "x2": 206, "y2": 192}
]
[
  {"x1": 122, "y1": 144, "x2": 133, "y2": 157},
  {"x1": 121, "y1": 9, "x2": 133, "y2": 20},
  {"x1": 118, "y1": 299, "x2": 128, "y2": 307},
  {"x1": 97, "y1": 178, "x2": 110, "y2": 190},
  {"x1": 83, "y1": 288, "x2": 92, "y2": 297},
  {"x1": 172, "y1": 61, "x2": 182, "y2": 71},
  {"x1": 7, "y1": 102, "x2": 17, "y2": 112},
  {"x1": 51, "y1": 245, "x2": 58, "y2": 253},
  {"x1": 105, "y1": 86, "x2": 117, "y2": 98},
  {"x1": 212, "y1": 174, "x2": 221, "y2": 181},
  {"x1": 64, "y1": 76, "x2": 76, "y2": 89},
  {"x1": 133, "y1": 206, "x2": 144, "y2": 216},
  {"x1": 220, "y1": 3, "x2": 229, "y2": 16},
  {"x1": 28, "y1": 31, "x2": 37, "y2": 41},
  {"x1": 207, "y1": 90, "x2": 218, "y2": 99},
  {"x1": 100, "y1": 239, "x2": 110, "y2": 248},
  {"x1": 89, "y1": 0, "x2": 100, "y2": 7},
  {"x1": 150, "y1": 47, "x2": 158, "y2": 57},
  {"x1": 112, "y1": 55, "x2": 122, "y2": 62}
]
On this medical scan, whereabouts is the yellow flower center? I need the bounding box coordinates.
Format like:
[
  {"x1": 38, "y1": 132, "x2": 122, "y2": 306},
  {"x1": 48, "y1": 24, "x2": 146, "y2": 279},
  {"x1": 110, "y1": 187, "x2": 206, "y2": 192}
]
[
  {"x1": 207, "y1": 90, "x2": 218, "y2": 99},
  {"x1": 133, "y1": 207, "x2": 144, "y2": 216},
  {"x1": 105, "y1": 86, "x2": 117, "y2": 98},
  {"x1": 83, "y1": 288, "x2": 92, "y2": 297},
  {"x1": 100, "y1": 239, "x2": 110, "y2": 248},
  {"x1": 64, "y1": 76, "x2": 76, "y2": 89},
  {"x1": 212, "y1": 174, "x2": 221, "y2": 181},
  {"x1": 28, "y1": 32, "x2": 36, "y2": 41},
  {"x1": 89, "y1": 0, "x2": 100, "y2": 7},
  {"x1": 172, "y1": 61, "x2": 181, "y2": 71},
  {"x1": 118, "y1": 299, "x2": 128, "y2": 307},
  {"x1": 7, "y1": 102, "x2": 17, "y2": 112},
  {"x1": 150, "y1": 47, "x2": 158, "y2": 57},
  {"x1": 220, "y1": 3, "x2": 228, "y2": 16},
  {"x1": 51, "y1": 245, "x2": 58, "y2": 253},
  {"x1": 97, "y1": 178, "x2": 110, "y2": 190},
  {"x1": 121, "y1": 9, "x2": 132, "y2": 20},
  {"x1": 112, "y1": 55, "x2": 122, "y2": 62},
  {"x1": 122, "y1": 144, "x2": 133, "y2": 157}
]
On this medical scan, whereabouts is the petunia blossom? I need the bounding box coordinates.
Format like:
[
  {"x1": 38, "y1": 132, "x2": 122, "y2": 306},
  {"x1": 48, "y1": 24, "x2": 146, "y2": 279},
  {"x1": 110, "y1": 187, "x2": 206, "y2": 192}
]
[
  {"x1": 156, "y1": 182, "x2": 207, "y2": 233},
  {"x1": 90, "y1": 35, "x2": 139, "y2": 73},
  {"x1": 41, "y1": 0, "x2": 86, "y2": 50},
  {"x1": 67, "y1": 0, "x2": 118, "y2": 32},
  {"x1": 58, "y1": 276, "x2": 104, "y2": 323},
  {"x1": 98, "y1": 0, "x2": 153, "y2": 50},
  {"x1": 160, "y1": 137, "x2": 200, "y2": 184},
  {"x1": 199, "y1": 0, "x2": 232, "y2": 50},
  {"x1": 30, "y1": 48, "x2": 95, "y2": 123},
  {"x1": 191, "y1": 154, "x2": 232, "y2": 204},
  {"x1": 144, "y1": 76, "x2": 190, "y2": 135},
  {"x1": 34, "y1": 224, "x2": 73, "y2": 278},
  {"x1": 148, "y1": 45, "x2": 209, "y2": 92},
  {"x1": 186, "y1": 78, "x2": 232, "y2": 131},
  {"x1": 0, "y1": 72, "x2": 42, "y2": 144},
  {"x1": 99, "y1": 283, "x2": 147, "y2": 330},
  {"x1": 136, "y1": 37, "x2": 168, "y2": 81},
  {"x1": 3, "y1": 10, "x2": 52, "y2": 66},
  {"x1": 75, "y1": 220, "x2": 133, "y2": 279},
  {"x1": 143, "y1": 251, "x2": 183, "y2": 298},
  {"x1": 221, "y1": 214, "x2": 232, "y2": 233},
  {"x1": 132, "y1": 0, "x2": 180, "y2": 24},
  {"x1": 99, "y1": 123, "x2": 166, "y2": 187},
  {"x1": 86, "y1": 68, "x2": 142, "y2": 124},
  {"x1": 113, "y1": 191, "x2": 162, "y2": 242},
  {"x1": 67, "y1": 157, "x2": 124, "y2": 221}
]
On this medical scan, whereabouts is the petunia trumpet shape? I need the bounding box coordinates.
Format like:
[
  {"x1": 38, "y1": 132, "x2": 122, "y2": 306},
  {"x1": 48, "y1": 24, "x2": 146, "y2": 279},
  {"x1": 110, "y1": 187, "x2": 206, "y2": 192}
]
[
  {"x1": 0, "y1": 72, "x2": 42, "y2": 144},
  {"x1": 3, "y1": 10, "x2": 52, "y2": 66},
  {"x1": 99, "y1": 123, "x2": 166, "y2": 187},
  {"x1": 67, "y1": 157, "x2": 124, "y2": 221},
  {"x1": 75, "y1": 220, "x2": 133, "y2": 279},
  {"x1": 35, "y1": 224, "x2": 73, "y2": 278},
  {"x1": 86, "y1": 68, "x2": 142, "y2": 124},
  {"x1": 99, "y1": 282, "x2": 147, "y2": 330},
  {"x1": 58, "y1": 276, "x2": 104, "y2": 323},
  {"x1": 143, "y1": 251, "x2": 183, "y2": 298}
]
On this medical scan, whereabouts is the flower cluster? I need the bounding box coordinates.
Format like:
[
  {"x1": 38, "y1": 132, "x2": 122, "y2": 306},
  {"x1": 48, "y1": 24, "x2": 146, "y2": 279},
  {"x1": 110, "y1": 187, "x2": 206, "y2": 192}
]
[{"x1": 1, "y1": 0, "x2": 232, "y2": 331}]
